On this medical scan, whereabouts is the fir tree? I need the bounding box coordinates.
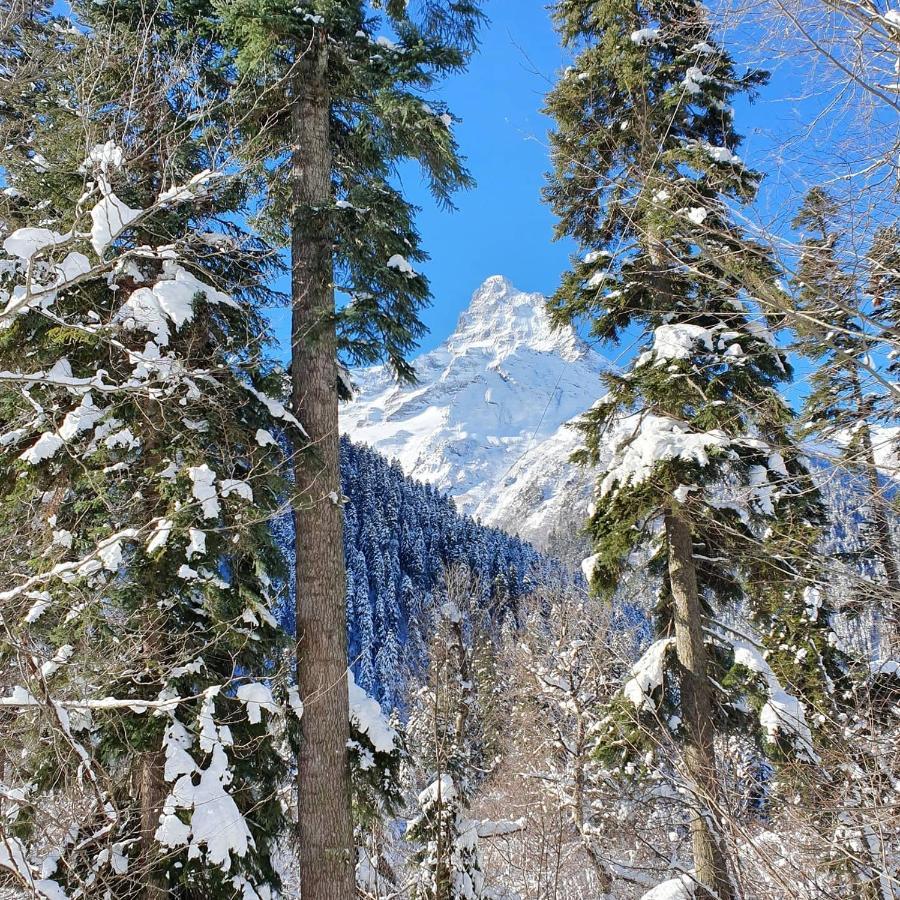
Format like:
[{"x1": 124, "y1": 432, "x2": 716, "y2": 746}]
[
  {"x1": 788, "y1": 192, "x2": 900, "y2": 894},
  {"x1": 224, "y1": 7, "x2": 486, "y2": 892},
  {"x1": 347, "y1": 669, "x2": 405, "y2": 893},
  {"x1": 0, "y1": 12, "x2": 300, "y2": 898},
  {"x1": 80, "y1": 2, "x2": 485, "y2": 894},
  {"x1": 405, "y1": 567, "x2": 491, "y2": 900},
  {"x1": 792, "y1": 188, "x2": 899, "y2": 652},
  {"x1": 545, "y1": 2, "x2": 842, "y2": 895},
  {"x1": 406, "y1": 774, "x2": 485, "y2": 900}
]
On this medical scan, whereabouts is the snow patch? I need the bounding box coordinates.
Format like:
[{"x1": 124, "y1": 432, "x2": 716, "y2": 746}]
[
  {"x1": 600, "y1": 414, "x2": 729, "y2": 496},
  {"x1": 731, "y1": 638, "x2": 818, "y2": 762},
  {"x1": 348, "y1": 670, "x2": 398, "y2": 754},
  {"x1": 90, "y1": 192, "x2": 141, "y2": 255},
  {"x1": 0, "y1": 836, "x2": 67, "y2": 899},
  {"x1": 640, "y1": 876, "x2": 695, "y2": 900},
  {"x1": 418, "y1": 772, "x2": 456, "y2": 807},
  {"x1": 870, "y1": 659, "x2": 899, "y2": 677},
  {"x1": 58, "y1": 393, "x2": 104, "y2": 440},
  {"x1": 156, "y1": 738, "x2": 253, "y2": 869},
  {"x1": 630, "y1": 27, "x2": 660, "y2": 44},
  {"x1": 684, "y1": 206, "x2": 708, "y2": 225},
  {"x1": 702, "y1": 143, "x2": 741, "y2": 165},
  {"x1": 580, "y1": 553, "x2": 599, "y2": 581},
  {"x1": 386, "y1": 254, "x2": 416, "y2": 277},
  {"x1": 220, "y1": 478, "x2": 253, "y2": 502},
  {"x1": 682, "y1": 65, "x2": 710, "y2": 94},
  {"x1": 623, "y1": 638, "x2": 674, "y2": 710},
  {"x1": 19, "y1": 432, "x2": 64, "y2": 465},
  {"x1": 236, "y1": 682, "x2": 279, "y2": 725},
  {"x1": 189, "y1": 465, "x2": 220, "y2": 519},
  {"x1": 3, "y1": 227, "x2": 69, "y2": 260},
  {"x1": 186, "y1": 528, "x2": 206, "y2": 559},
  {"x1": 644, "y1": 323, "x2": 713, "y2": 364},
  {"x1": 157, "y1": 169, "x2": 217, "y2": 205},
  {"x1": 81, "y1": 140, "x2": 125, "y2": 174},
  {"x1": 243, "y1": 385, "x2": 305, "y2": 434}
]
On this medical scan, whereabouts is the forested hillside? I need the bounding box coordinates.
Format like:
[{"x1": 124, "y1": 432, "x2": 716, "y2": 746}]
[{"x1": 277, "y1": 437, "x2": 567, "y2": 709}]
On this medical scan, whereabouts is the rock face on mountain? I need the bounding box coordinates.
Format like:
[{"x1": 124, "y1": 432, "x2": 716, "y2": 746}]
[{"x1": 340, "y1": 275, "x2": 608, "y2": 547}]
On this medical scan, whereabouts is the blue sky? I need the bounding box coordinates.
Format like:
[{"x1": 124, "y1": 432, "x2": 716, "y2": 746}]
[
  {"x1": 347, "y1": 2, "x2": 828, "y2": 360},
  {"x1": 265, "y1": 1, "x2": 576, "y2": 359},
  {"x1": 396, "y1": 1, "x2": 575, "y2": 353}
]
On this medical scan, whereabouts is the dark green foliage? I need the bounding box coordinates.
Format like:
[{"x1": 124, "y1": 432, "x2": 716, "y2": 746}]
[
  {"x1": 87, "y1": 0, "x2": 483, "y2": 380},
  {"x1": 349, "y1": 707, "x2": 405, "y2": 825},
  {"x1": 792, "y1": 188, "x2": 894, "y2": 440},
  {"x1": 544, "y1": 0, "x2": 844, "y2": 767},
  {"x1": 0, "y1": 12, "x2": 299, "y2": 897},
  {"x1": 791, "y1": 188, "x2": 900, "y2": 638}
]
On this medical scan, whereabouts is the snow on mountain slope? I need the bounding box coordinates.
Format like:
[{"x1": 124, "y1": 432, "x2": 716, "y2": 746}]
[{"x1": 340, "y1": 275, "x2": 608, "y2": 545}]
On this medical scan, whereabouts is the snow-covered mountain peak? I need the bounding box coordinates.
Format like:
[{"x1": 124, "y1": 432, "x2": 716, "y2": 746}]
[
  {"x1": 454, "y1": 274, "x2": 524, "y2": 332},
  {"x1": 341, "y1": 276, "x2": 606, "y2": 547},
  {"x1": 447, "y1": 275, "x2": 585, "y2": 362}
]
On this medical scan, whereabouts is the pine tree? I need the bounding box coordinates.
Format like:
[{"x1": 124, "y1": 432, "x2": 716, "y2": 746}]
[
  {"x1": 0, "y1": 12, "x2": 300, "y2": 898},
  {"x1": 224, "y1": 8, "x2": 486, "y2": 892},
  {"x1": 405, "y1": 573, "x2": 484, "y2": 899},
  {"x1": 792, "y1": 188, "x2": 900, "y2": 652},
  {"x1": 545, "y1": 2, "x2": 842, "y2": 895},
  {"x1": 76, "y1": 3, "x2": 484, "y2": 895}
]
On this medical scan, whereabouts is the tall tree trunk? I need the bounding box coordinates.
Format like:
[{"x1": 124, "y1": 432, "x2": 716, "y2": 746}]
[
  {"x1": 665, "y1": 511, "x2": 734, "y2": 900},
  {"x1": 450, "y1": 614, "x2": 471, "y2": 746},
  {"x1": 291, "y1": 42, "x2": 356, "y2": 900},
  {"x1": 135, "y1": 605, "x2": 167, "y2": 899},
  {"x1": 137, "y1": 748, "x2": 167, "y2": 899}
]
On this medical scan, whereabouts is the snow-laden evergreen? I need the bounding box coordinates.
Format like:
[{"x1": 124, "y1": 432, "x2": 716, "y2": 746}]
[
  {"x1": 791, "y1": 188, "x2": 900, "y2": 652},
  {"x1": 544, "y1": 0, "x2": 852, "y2": 895},
  {"x1": 0, "y1": 137, "x2": 298, "y2": 900},
  {"x1": 406, "y1": 775, "x2": 485, "y2": 900},
  {"x1": 0, "y1": 10, "x2": 311, "y2": 896}
]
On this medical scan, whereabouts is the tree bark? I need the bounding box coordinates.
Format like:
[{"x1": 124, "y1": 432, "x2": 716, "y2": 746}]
[
  {"x1": 665, "y1": 511, "x2": 734, "y2": 900},
  {"x1": 291, "y1": 41, "x2": 356, "y2": 900},
  {"x1": 134, "y1": 604, "x2": 167, "y2": 899},
  {"x1": 450, "y1": 615, "x2": 471, "y2": 746},
  {"x1": 137, "y1": 747, "x2": 168, "y2": 900}
]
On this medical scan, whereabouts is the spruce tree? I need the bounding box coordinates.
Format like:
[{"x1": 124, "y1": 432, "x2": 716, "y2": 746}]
[
  {"x1": 406, "y1": 774, "x2": 485, "y2": 900},
  {"x1": 84, "y1": 5, "x2": 485, "y2": 893},
  {"x1": 405, "y1": 577, "x2": 486, "y2": 900},
  {"x1": 0, "y1": 13, "x2": 300, "y2": 898},
  {"x1": 792, "y1": 188, "x2": 900, "y2": 652},
  {"x1": 545, "y1": 2, "x2": 841, "y2": 895}
]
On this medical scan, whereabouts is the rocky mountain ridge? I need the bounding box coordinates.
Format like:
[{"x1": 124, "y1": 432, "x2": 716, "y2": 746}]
[{"x1": 340, "y1": 275, "x2": 606, "y2": 547}]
